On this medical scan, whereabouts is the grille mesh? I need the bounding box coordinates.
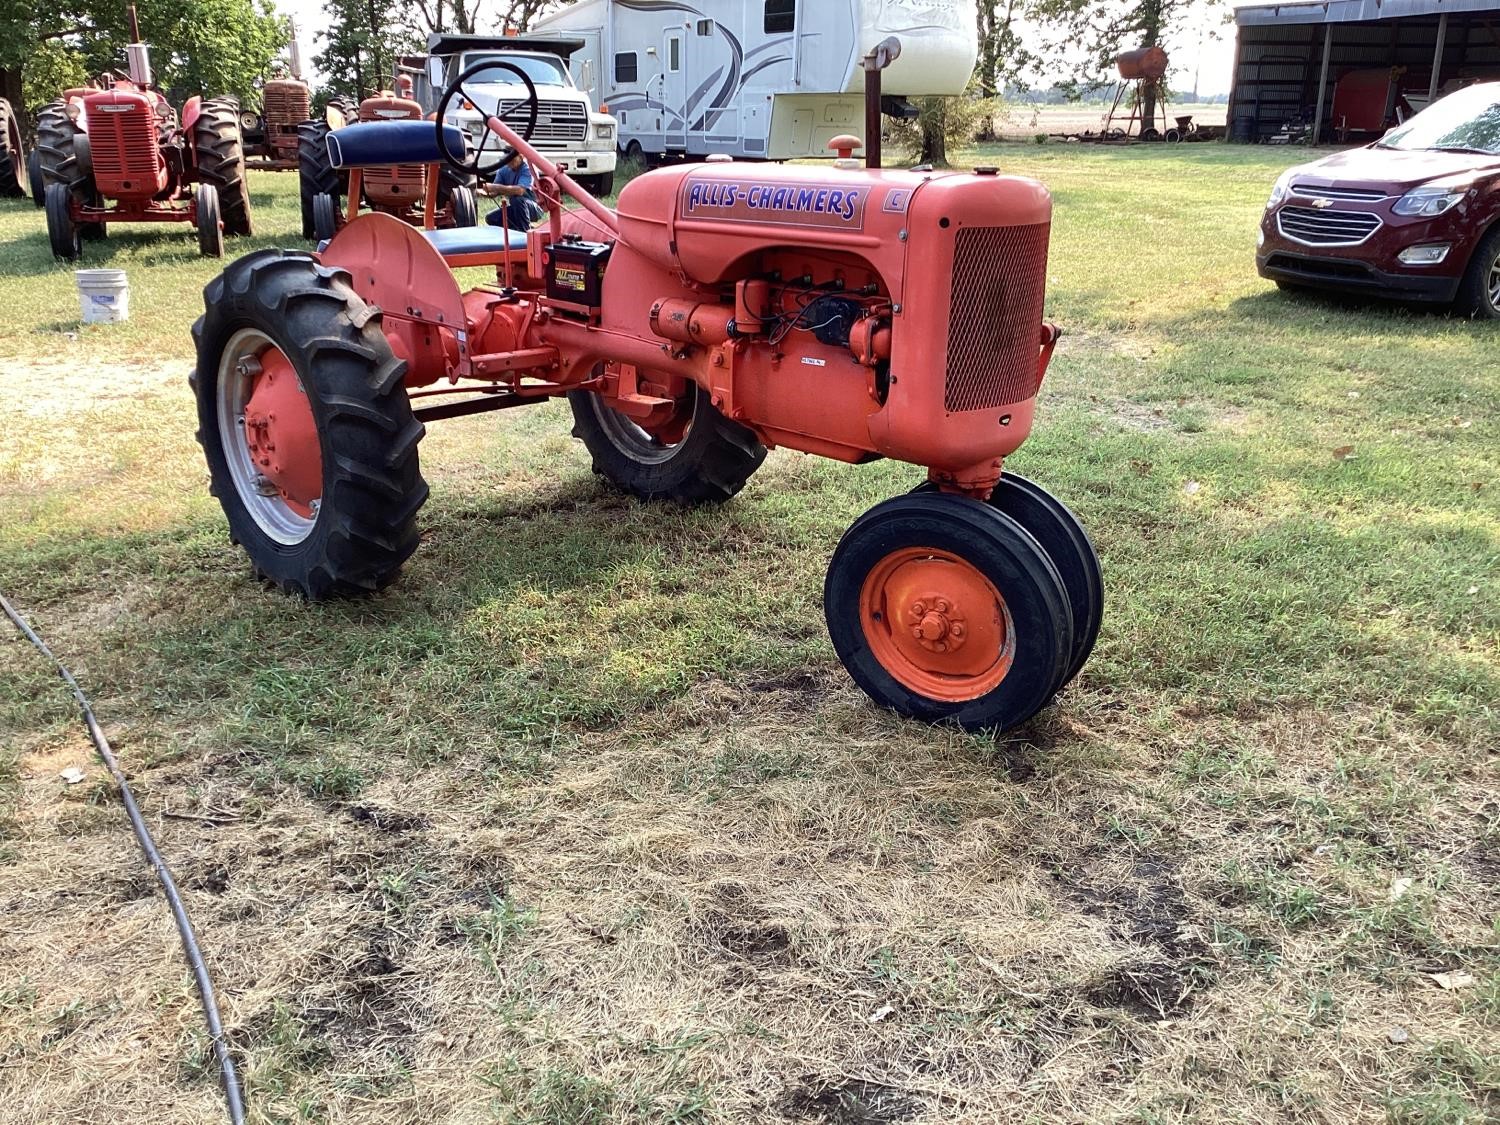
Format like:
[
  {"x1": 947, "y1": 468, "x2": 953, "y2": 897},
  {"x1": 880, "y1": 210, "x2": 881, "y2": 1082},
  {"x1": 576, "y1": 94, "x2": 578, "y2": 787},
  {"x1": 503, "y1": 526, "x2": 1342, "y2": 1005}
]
[
  {"x1": 263, "y1": 82, "x2": 311, "y2": 126},
  {"x1": 1277, "y1": 205, "x2": 1381, "y2": 245},
  {"x1": 945, "y1": 223, "x2": 1050, "y2": 412},
  {"x1": 89, "y1": 102, "x2": 161, "y2": 182}
]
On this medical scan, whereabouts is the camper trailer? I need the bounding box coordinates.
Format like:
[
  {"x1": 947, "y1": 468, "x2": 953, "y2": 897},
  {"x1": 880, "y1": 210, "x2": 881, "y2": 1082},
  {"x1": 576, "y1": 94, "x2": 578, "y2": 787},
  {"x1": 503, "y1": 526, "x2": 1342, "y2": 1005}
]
[{"x1": 534, "y1": 0, "x2": 978, "y2": 161}]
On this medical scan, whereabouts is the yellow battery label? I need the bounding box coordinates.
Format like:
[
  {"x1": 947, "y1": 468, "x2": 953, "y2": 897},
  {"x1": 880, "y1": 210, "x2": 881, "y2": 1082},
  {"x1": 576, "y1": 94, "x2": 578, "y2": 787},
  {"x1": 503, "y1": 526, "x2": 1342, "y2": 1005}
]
[{"x1": 555, "y1": 267, "x2": 588, "y2": 292}]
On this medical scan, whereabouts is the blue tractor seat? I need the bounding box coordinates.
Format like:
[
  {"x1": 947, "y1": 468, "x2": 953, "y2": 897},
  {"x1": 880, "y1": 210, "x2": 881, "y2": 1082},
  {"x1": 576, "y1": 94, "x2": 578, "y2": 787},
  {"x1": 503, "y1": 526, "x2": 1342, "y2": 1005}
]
[
  {"x1": 327, "y1": 120, "x2": 469, "y2": 169},
  {"x1": 422, "y1": 226, "x2": 530, "y2": 257}
]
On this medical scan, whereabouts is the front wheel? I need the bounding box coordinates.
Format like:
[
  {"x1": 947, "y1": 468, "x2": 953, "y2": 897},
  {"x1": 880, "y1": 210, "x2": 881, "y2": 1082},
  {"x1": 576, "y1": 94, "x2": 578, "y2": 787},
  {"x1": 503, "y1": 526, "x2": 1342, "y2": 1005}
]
[
  {"x1": 568, "y1": 382, "x2": 765, "y2": 504},
  {"x1": 578, "y1": 172, "x2": 614, "y2": 197},
  {"x1": 1454, "y1": 226, "x2": 1500, "y2": 320},
  {"x1": 825, "y1": 492, "x2": 1075, "y2": 732},
  {"x1": 196, "y1": 183, "x2": 224, "y2": 258},
  {"x1": 449, "y1": 184, "x2": 477, "y2": 228},
  {"x1": 312, "y1": 192, "x2": 338, "y2": 243},
  {"x1": 191, "y1": 250, "x2": 429, "y2": 599},
  {"x1": 45, "y1": 182, "x2": 80, "y2": 260}
]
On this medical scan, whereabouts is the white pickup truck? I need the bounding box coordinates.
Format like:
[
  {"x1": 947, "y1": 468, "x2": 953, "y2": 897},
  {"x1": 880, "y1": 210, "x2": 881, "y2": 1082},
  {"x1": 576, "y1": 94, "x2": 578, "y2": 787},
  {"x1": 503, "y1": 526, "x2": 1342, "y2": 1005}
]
[{"x1": 406, "y1": 34, "x2": 619, "y2": 195}]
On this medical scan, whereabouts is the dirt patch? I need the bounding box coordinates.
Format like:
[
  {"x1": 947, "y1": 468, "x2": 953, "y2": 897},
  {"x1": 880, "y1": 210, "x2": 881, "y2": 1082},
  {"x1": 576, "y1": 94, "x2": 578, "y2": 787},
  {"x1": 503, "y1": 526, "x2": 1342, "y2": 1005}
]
[
  {"x1": 782, "y1": 1077, "x2": 921, "y2": 1124},
  {"x1": 343, "y1": 804, "x2": 430, "y2": 835}
]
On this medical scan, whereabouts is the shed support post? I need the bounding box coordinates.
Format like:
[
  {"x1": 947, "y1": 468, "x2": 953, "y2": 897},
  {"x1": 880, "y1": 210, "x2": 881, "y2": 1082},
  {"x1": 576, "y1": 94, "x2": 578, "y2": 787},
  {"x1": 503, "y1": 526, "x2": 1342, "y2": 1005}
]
[
  {"x1": 1312, "y1": 23, "x2": 1333, "y2": 145},
  {"x1": 1428, "y1": 13, "x2": 1449, "y2": 103}
]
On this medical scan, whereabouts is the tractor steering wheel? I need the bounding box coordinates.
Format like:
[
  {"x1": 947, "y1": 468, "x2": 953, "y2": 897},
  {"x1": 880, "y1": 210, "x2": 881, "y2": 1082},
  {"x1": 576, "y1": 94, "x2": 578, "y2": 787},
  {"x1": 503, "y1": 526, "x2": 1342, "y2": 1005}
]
[{"x1": 435, "y1": 61, "x2": 540, "y2": 179}]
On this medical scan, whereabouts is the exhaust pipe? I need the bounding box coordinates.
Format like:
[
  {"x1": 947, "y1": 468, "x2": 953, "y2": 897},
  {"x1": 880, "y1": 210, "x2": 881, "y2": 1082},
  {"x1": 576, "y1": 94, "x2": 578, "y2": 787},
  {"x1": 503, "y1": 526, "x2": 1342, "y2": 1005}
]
[
  {"x1": 125, "y1": 3, "x2": 153, "y2": 88},
  {"x1": 862, "y1": 37, "x2": 902, "y2": 170}
]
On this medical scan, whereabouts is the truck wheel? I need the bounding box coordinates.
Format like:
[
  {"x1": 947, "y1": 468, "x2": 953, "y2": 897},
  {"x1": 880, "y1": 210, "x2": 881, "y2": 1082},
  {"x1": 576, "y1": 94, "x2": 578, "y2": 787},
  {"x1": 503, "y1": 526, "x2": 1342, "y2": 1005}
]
[
  {"x1": 450, "y1": 184, "x2": 477, "y2": 228},
  {"x1": 194, "y1": 96, "x2": 254, "y2": 236},
  {"x1": 568, "y1": 383, "x2": 765, "y2": 504},
  {"x1": 191, "y1": 250, "x2": 428, "y2": 599},
  {"x1": 1454, "y1": 225, "x2": 1500, "y2": 320},
  {"x1": 914, "y1": 473, "x2": 1102, "y2": 690},
  {"x1": 28, "y1": 148, "x2": 43, "y2": 207},
  {"x1": 824, "y1": 492, "x2": 1075, "y2": 732},
  {"x1": 298, "y1": 120, "x2": 340, "y2": 240},
  {"x1": 45, "y1": 182, "x2": 81, "y2": 260},
  {"x1": 0, "y1": 98, "x2": 27, "y2": 198},
  {"x1": 579, "y1": 172, "x2": 614, "y2": 197},
  {"x1": 196, "y1": 184, "x2": 224, "y2": 258},
  {"x1": 312, "y1": 192, "x2": 338, "y2": 243}
]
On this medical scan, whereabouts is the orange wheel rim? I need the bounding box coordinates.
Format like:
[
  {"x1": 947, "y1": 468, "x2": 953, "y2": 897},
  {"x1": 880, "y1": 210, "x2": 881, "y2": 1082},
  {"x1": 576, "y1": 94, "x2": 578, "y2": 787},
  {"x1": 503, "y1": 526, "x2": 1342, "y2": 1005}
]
[{"x1": 859, "y1": 547, "x2": 1014, "y2": 702}]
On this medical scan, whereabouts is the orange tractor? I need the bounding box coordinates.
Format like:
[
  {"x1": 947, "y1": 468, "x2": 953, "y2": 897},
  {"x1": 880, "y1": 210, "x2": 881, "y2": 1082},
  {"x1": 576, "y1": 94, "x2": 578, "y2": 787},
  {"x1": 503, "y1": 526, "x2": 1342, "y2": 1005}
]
[
  {"x1": 40, "y1": 13, "x2": 251, "y2": 260},
  {"x1": 296, "y1": 75, "x2": 475, "y2": 243},
  {"x1": 192, "y1": 46, "x2": 1102, "y2": 732}
]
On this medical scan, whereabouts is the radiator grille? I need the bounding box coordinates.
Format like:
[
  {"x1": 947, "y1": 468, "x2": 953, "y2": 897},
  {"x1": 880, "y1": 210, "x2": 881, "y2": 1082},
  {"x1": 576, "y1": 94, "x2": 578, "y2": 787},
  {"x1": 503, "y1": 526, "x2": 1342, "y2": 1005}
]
[
  {"x1": 86, "y1": 97, "x2": 162, "y2": 189},
  {"x1": 1277, "y1": 205, "x2": 1381, "y2": 246},
  {"x1": 945, "y1": 223, "x2": 1050, "y2": 412},
  {"x1": 491, "y1": 98, "x2": 587, "y2": 146},
  {"x1": 263, "y1": 81, "x2": 311, "y2": 126}
]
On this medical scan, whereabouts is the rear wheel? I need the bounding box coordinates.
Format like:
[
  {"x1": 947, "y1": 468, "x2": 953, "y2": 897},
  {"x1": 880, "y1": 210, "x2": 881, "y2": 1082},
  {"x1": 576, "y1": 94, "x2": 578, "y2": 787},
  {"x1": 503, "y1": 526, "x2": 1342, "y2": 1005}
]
[
  {"x1": 298, "y1": 119, "x2": 340, "y2": 240},
  {"x1": 194, "y1": 96, "x2": 253, "y2": 236},
  {"x1": 196, "y1": 183, "x2": 224, "y2": 257},
  {"x1": 45, "y1": 182, "x2": 80, "y2": 260},
  {"x1": 0, "y1": 98, "x2": 27, "y2": 198},
  {"x1": 825, "y1": 492, "x2": 1074, "y2": 732},
  {"x1": 36, "y1": 102, "x2": 87, "y2": 197},
  {"x1": 568, "y1": 382, "x2": 765, "y2": 504},
  {"x1": 191, "y1": 250, "x2": 428, "y2": 598},
  {"x1": 1454, "y1": 225, "x2": 1500, "y2": 320}
]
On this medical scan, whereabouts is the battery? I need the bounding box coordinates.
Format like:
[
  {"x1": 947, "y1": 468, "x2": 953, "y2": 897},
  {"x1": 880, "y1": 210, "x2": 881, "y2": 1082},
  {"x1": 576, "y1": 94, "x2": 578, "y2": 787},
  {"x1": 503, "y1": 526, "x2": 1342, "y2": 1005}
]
[{"x1": 544, "y1": 236, "x2": 612, "y2": 308}]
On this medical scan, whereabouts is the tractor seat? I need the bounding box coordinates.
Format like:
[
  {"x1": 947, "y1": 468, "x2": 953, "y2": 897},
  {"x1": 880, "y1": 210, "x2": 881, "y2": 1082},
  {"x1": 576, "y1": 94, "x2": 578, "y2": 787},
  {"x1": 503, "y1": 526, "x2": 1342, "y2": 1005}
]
[{"x1": 421, "y1": 225, "x2": 530, "y2": 264}]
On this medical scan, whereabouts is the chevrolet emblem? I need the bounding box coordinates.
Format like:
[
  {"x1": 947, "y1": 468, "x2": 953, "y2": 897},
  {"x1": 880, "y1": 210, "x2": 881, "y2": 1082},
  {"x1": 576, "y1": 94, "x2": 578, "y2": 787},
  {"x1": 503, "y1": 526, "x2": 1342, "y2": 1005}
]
[{"x1": 1311, "y1": 197, "x2": 1334, "y2": 209}]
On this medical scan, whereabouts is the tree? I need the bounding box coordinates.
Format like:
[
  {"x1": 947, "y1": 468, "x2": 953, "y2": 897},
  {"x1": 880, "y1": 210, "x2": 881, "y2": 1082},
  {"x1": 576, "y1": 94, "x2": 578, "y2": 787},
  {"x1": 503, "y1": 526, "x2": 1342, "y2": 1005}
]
[
  {"x1": 315, "y1": 0, "x2": 420, "y2": 102},
  {"x1": 890, "y1": 80, "x2": 1002, "y2": 167},
  {"x1": 906, "y1": 1, "x2": 1031, "y2": 163},
  {"x1": 1030, "y1": 0, "x2": 1220, "y2": 131},
  {"x1": 0, "y1": 0, "x2": 284, "y2": 126}
]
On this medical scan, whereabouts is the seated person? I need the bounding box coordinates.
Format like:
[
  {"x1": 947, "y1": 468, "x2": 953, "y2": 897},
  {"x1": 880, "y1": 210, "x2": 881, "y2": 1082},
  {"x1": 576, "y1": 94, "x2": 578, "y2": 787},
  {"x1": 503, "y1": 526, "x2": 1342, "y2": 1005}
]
[{"x1": 480, "y1": 151, "x2": 544, "y2": 231}]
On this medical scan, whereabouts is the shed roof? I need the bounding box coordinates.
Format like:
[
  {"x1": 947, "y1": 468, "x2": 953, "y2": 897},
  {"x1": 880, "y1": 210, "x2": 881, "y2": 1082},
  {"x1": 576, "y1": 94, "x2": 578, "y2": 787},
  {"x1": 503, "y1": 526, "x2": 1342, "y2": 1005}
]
[{"x1": 1235, "y1": 0, "x2": 1500, "y2": 27}]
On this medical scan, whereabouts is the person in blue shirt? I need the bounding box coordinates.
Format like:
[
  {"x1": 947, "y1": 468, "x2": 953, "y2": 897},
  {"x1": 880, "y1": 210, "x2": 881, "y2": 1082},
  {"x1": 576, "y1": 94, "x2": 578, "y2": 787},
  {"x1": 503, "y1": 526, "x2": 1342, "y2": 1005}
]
[{"x1": 480, "y1": 151, "x2": 542, "y2": 231}]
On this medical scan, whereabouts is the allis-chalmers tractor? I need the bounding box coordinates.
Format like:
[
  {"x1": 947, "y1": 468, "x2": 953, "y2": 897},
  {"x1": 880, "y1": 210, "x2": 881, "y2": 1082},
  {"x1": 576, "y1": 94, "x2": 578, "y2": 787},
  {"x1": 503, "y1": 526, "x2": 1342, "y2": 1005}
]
[
  {"x1": 193, "y1": 45, "x2": 1103, "y2": 732},
  {"x1": 41, "y1": 12, "x2": 251, "y2": 260},
  {"x1": 296, "y1": 76, "x2": 476, "y2": 243}
]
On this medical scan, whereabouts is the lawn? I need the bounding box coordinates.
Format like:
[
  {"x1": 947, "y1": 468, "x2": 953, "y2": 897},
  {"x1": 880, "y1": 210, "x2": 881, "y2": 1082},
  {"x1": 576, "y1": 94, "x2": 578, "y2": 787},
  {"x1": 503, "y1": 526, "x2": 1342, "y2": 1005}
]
[{"x1": 0, "y1": 143, "x2": 1496, "y2": 1125}]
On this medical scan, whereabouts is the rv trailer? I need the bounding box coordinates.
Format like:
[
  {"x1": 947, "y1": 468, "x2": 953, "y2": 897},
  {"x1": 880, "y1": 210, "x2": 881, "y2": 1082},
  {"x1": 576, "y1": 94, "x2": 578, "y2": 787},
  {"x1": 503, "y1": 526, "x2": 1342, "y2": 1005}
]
[{"x1": 534, "y1": 0, "x2": 978, "y2": 162}]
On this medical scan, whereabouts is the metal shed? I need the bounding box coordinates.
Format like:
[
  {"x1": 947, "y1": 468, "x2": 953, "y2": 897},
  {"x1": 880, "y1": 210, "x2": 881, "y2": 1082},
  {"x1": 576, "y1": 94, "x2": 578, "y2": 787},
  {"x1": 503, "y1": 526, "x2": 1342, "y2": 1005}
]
[{"x1": 1228, "y1": 0, "x2": 1500, "y2": 142}]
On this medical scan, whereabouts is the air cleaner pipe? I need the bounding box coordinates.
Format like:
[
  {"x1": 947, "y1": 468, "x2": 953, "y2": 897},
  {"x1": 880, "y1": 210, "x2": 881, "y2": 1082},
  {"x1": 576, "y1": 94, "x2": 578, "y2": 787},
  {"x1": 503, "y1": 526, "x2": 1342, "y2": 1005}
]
[
  {"x1": 862, "y1": 37, "x2": 903, "y2": 170},
  {"x1": 0, "y1": 592, "x2": 247, "y2": 1125}
]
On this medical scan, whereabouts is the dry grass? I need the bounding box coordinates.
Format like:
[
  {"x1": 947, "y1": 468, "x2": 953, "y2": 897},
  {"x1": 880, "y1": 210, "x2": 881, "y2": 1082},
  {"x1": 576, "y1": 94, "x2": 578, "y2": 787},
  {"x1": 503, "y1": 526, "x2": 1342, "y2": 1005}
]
[{"x1": 1, "y1": 145, "x2": 1497, "y2": 1124}]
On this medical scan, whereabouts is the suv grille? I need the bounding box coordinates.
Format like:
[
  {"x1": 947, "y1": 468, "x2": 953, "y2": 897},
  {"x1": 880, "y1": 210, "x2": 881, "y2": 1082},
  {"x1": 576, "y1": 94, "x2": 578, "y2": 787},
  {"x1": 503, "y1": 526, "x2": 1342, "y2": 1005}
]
[
  {"x1": 945, "y1": 223, "x2": 1050, "y2": 412},
  {"x1": 1277, "y1": 205, "x2": 1381, "y2": 246},
  {"x1": 1291, "y1": 184, "x2": 1387, "y2": 202}
]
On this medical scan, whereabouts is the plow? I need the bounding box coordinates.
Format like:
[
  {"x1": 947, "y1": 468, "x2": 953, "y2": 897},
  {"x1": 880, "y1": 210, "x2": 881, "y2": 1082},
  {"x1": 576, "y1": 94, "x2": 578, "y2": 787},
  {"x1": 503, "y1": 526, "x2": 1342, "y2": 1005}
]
[{"x1": 193, "y1": 46, "x2": 1103, "y2": 733}]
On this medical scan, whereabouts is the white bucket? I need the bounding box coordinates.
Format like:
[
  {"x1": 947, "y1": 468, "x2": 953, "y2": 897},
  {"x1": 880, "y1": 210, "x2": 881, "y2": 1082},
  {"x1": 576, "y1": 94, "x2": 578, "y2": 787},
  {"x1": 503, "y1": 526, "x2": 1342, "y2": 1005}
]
[{"x1": 75, "y1": 268, "x2": 130, "y2": 324}]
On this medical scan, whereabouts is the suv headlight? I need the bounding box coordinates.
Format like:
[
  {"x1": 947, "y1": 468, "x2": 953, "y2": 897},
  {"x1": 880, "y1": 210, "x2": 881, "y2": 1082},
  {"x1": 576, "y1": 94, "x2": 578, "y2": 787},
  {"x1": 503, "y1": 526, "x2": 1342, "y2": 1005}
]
[
  {"x1": 1267, "y1": 171, "x2": 1294, "y2": 208},
  {"x1": 1392, "y1": 185, "x2": 1467, "y2": 217}
]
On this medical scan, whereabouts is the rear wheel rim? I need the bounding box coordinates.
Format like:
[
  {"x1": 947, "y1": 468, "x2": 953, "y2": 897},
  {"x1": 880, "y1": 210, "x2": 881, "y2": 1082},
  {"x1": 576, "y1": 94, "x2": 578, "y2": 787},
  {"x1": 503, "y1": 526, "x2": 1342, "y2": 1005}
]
[
  {"x1": 1487, "y1": 251, "x2": 1500, "y2": 314},
  {"x1": 217, "y1": 328, "x2": 322, "y2": 545},
  {"x1": 588, "y1": 388, "x2": 696, "y2": 465},
  {"x1": 859, "y1": 547, "x2": 1015, "y2": 702}
]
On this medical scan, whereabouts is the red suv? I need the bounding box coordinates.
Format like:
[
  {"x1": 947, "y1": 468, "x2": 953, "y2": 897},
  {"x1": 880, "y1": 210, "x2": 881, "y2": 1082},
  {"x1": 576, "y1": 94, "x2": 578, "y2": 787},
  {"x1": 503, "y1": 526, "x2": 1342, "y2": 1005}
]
[{"x1": 1258, "y1": 82, "x2": 1500, "y2": 318}]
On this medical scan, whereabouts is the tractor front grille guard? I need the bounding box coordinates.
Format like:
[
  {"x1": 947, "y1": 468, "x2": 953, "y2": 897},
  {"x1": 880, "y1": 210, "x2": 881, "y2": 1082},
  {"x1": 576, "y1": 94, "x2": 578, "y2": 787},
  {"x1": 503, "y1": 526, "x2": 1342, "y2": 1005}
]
[{"x1": 944, "y1": 222, "x2": 1052, "y2": 413}]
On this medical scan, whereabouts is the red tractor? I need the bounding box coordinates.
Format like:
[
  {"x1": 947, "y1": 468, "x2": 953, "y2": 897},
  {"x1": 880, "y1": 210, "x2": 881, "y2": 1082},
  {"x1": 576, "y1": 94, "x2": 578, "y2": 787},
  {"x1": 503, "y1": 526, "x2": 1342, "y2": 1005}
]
[
  {"x1": 41, "y1": 21, "x2": 251, "y2": 261},
  {"x1": 192, "y1": 47, "x2": 1102, "y2": 733},
  {"x1": 297, "y1": 76, "x2": 476, "y2": 243},
  {"x1": 0, "y1": 97, "x2": 30, "y2": 200}
]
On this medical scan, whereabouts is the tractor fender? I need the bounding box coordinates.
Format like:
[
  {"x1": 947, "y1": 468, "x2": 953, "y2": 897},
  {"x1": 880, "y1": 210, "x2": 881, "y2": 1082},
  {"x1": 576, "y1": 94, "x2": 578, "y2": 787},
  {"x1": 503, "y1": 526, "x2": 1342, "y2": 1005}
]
[
  {"x1": 181, "y1": 95, "x2": 202, "y2": 135},
  {"x1": 318, "y1": 212, "x2": 467, "y2": 386}
]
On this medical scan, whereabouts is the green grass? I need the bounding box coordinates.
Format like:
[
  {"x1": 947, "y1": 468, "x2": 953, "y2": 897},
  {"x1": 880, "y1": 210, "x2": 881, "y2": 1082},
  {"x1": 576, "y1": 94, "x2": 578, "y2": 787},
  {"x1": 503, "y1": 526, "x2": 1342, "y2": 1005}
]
[{"x1": 0, "y1": 144, "x2": 1496, "y2": 1124}]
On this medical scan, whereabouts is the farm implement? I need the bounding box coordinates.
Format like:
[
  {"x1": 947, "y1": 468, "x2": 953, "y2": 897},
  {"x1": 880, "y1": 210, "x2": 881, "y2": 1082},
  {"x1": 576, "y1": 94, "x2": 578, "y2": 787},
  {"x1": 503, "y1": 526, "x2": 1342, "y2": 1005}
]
[{"x1": 193, "y1": 45, "x2": 1103, "y2": 732}]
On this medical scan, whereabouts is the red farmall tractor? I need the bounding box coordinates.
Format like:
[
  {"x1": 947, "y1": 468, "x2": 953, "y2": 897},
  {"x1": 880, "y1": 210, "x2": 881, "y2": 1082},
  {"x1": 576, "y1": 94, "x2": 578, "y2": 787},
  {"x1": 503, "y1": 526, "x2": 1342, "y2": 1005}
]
[
  {"x1": 296, "y1": 76, "x2": 476, "y2": 243},
  {"x1": 241, "y1": 24, "x2": 320, "y2": 172},
  {"x1": 41, "y1": 19, "x2": 251, "y2": 261},
  {"x1": 193, "y1": 48, "x2": 1103, "y2": 733}
]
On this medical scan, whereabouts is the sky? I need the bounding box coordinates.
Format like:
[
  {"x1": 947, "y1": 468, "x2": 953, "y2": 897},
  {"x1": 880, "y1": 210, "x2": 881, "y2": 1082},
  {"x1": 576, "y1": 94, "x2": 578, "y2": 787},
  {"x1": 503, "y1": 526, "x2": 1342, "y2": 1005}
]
[{"x1": 272, "y1": 0, "x2": 1252, "y2": 98}]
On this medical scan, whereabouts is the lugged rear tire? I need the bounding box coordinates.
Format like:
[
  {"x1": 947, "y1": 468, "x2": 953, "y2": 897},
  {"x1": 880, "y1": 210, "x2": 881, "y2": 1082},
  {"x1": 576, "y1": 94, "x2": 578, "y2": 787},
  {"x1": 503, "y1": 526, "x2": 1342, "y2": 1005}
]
[
  {"x1": 191, "y1": 250, "x2": 429, "y2": 599},
  {"x1": 568, "y1": 383, "x2": 766, "y2": 504},
  {"x1": 298, "y1": 120, "x2": 340, "y2": 240},
  {"x1": 36, "y1": 102, "x2": 86, "y2": 197},
  {"x1": 0, "y1": 98, "x2": 27, "y2": 198},
  {"x1": 194, "y1": 96, "x2": 254, "y2": 236}
]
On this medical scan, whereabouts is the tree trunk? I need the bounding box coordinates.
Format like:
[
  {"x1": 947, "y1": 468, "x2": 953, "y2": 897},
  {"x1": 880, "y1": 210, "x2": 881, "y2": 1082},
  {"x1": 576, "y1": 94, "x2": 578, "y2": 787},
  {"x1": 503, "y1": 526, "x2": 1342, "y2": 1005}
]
[
  {"x1": 920, "y1": 102, "x2": 948, "y2": 166},
  {"x1": 1140, "y1": 0, "x2": 1165, "y2": 133}
]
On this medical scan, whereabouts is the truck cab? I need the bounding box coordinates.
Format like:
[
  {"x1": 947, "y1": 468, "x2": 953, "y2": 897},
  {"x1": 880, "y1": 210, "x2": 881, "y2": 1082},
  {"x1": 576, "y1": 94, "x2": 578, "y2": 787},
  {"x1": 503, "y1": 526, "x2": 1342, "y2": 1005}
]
[{"x1": 406, "y1": 34, "x2": 619, "y2": 195}]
